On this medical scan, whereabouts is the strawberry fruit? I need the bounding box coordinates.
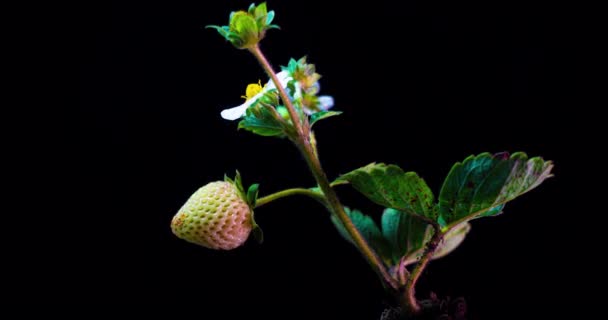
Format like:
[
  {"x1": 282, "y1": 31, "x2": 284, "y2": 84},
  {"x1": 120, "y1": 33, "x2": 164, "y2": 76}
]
[{"x1": 171, "y1": 181, "x2": 253, "y2": 250}]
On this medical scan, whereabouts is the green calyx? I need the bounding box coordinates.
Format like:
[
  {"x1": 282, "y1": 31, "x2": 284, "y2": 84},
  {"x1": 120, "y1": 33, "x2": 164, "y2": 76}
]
[
  {"x1": 224, "y1": 171, "x2": 264, "y2": 243},
  {"x1": 284, "y1": 57, "x2": 321, "y2": 88},
  {"x1": 282, "y1": 57, "x2": 326, "y2": 114},
  {"x1": 207, "y1": 2, "x2": 279, "y2": 49}
]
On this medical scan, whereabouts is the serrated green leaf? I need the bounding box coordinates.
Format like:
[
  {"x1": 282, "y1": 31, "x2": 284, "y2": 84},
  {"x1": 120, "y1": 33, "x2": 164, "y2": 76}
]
[
  {"x1": 336, "y1": 163, "x2": 435, "y2": 220},
  {"x1": 330, "y1": 207, "x2": 392, "y2": 263},
  {"x1": 438, "y1": 152, "x2": 553, "y2": 229},
  {"x1": 238, "y1": 104, "x2": 285, "y2": 137},
  {"x1": 247, "y1": 183, "x2": 260, "y2": 206},
  {"x1": 432, "y1": 222, "x2": 470, "y2": 260},
  {"x1": 381, "y1": 208, "x2": 432, "y2": 264},
  {"x1": 310, "y1": 111, "x2": 342, "y2": 127}
]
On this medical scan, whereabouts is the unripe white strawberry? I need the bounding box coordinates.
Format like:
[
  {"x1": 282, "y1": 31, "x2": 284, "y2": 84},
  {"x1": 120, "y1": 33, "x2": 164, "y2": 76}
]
[{"x1": 171, "y1": 181, "x2": 253, "y2": 250}]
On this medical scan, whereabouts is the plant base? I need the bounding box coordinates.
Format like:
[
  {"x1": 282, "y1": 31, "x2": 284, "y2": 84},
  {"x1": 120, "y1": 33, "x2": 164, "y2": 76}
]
[{"x1": 380, "y1": 295, "x2": 467, "y2": 320}]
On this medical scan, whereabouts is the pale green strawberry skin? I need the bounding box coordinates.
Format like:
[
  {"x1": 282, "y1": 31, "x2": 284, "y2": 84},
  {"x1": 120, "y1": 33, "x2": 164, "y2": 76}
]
[{"x1": 171, "y1": 181, "x2": 252, "y2": 250}]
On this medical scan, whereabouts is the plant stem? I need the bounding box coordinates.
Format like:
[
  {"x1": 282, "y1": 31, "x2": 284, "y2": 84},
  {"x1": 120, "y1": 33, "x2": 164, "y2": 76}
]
[
  {"x1": 255, "y1": 188, "x2": 327, "y2": 208},
  {"x1": 402, "y1": 225, "x2": 444, "y2": 313},
  {"x1": 249, "y1": 45, "x2": 306, "y2": 137},
  {"x1": 299, "y1": 141, "x2": 399, "y2": 292},
  {"x1": 248, "y1": 44, "x2": 398, "y2": 291}
]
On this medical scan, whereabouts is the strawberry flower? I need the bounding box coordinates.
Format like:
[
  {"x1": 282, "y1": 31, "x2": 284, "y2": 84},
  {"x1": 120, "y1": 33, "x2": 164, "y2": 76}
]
[{"x1": 221, "y1": 70, "x2": 334, "y2": 120}]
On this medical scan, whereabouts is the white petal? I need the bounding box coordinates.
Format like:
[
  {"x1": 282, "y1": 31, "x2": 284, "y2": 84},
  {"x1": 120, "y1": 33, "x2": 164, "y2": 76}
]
[
  {"x1": 220, "y1": 102, "x2": 250, "y2": 120},
  {"x1": 303, "y1": 106, "x2": 314, "y2": 115},
  {"x1": 308, "y1": 82, "x2": 320, "y2": 95},
  {"x1": 293, "y1": 82, "x2": 303, "y2": 99},
  {"x1": 266, "y1": 70, "x2": 292, "y2": 89},
  {"x1": 318, "y1": 96, "x2": 334, "y2": 111}
]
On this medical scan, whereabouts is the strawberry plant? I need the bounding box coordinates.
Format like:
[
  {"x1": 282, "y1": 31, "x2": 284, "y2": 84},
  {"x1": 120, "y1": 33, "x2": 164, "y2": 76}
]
[{"x1": 171, "y1": 3, "x2": 553, "y2": 318}]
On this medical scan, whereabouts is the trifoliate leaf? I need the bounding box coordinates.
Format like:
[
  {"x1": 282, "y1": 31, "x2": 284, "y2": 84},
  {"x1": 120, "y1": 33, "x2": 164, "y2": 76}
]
[
  {"x1": 336, "y1": 163, "x2": 435, "y2": 220},
  {"x1": 330, "y1": 207, "x2": 392, "y2": 263},
  {"x1": 381, "y1": 208, "x2": 432, "y2": 264},
  {"x1": 437, "y1": 152, "x2": 553, "y2": 230}
]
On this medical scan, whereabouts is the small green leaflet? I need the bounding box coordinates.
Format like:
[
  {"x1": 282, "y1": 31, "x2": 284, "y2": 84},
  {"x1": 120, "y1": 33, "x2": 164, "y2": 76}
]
[
  {"x1": 335, "y1": 163, "x2": 435, "y2": 220},
  {"x1": 224, "y1": 170, "x2": 246, "y2": 198},
  {"x1": 437, "y1": 152, "x2": 553, "y2": 230},
  {"x1": 238, "y1": 103, "x2": 285, "y2": 137},
  {"x1": 381, "y1": 208, "x2": 432, "y2": 264},
  {"x1": 251, "y1": 212, "x2": 264, "y2": 244},
  {"x1": 331, "y1": 207, "x2": 440, "y2": 266},
  {"x1": 330, "y1": 207, "x2": 392, "y2": 264},
  {"x1": 310, "y1": 111, "x2": 342, "y2": 127},
  {"x1": 432, "y1": 222, "x2": 471, "y2": 260},
  {"x1": 247, "y1": 183, "x2": 260, "y2": 207}
]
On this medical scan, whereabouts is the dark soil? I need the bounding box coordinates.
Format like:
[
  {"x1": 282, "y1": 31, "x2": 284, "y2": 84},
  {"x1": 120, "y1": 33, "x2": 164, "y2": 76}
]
[{"x1": 380, "y1": 295, "x2": 467, "y2": 320}]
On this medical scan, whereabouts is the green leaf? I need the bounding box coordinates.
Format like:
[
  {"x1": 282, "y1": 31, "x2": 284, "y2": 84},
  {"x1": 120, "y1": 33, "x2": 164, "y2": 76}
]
[
  {"x1": 336, "y1": 163, "x2": 435, "y2": 220},
  {"x1": 381, "y1": 208, "x2": 432, "y2": 264},
  {"x1": 231, "y1": 12, "x2": 258, "y2": 34},
  {"x1": 266, "y1": 10, "x2": 275, "y2": 25},
  {"x1": 330, "y1": 207, "x2": 392, "y2": 263},
  {"x1": 248, "y1": 3, "x2": 256, "y2": 15},
  {"x1": 282, "y1": 58, "x2": 299, "y2": 75},
  {"x1": 238, "y1": 103, "x2": 285, "y2": 137},
  {"x1": 234, "y1": 170, "x2": 244, "y2": 193},
  {"x1": 438, "y1": 152, "x2": 553, "y2": 229},
  {"x1": 310, "y1": 111, "x2": 342, "y2": 127},
  {"x1": 254, "y1": 3, "x2": 268, "y2": 20},
  {"x1": 247, "y1": 183, "x2": 260, "y2": 207},
  {"x1": 227, "y1": 11, "x2": 259, "y2": 48},
  {"x1": 432, "y1": 222, "x2": 471, "y2": 260},
  {"x1": 205, "y1": 25, "x2": 230, "y2": 39},
  {"x1": 224, "y1": 170, "x2": 247, "y2": 202}
]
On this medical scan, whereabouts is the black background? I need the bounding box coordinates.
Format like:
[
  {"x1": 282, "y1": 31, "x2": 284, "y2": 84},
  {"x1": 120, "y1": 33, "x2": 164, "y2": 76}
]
[{"x1": 72, "y1": 0, "x2": 579, "y2": 317}]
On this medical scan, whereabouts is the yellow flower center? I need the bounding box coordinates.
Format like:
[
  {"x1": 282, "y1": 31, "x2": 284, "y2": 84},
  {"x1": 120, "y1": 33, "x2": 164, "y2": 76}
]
[{"x1": 241, "y1": 80, "x2": 263, "y2": 100}]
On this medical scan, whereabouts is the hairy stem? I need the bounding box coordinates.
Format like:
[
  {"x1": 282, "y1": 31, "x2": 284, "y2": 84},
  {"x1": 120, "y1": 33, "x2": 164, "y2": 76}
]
[
  {"x1": 248, "y1": 45, "x2": 398, "y2": 291},
  {"x1": 249, "y1": 45, "x2": 306, "y2": 137},
  {"x1": 299, "y1": 140, "x2": 398, "y2": 291},
  {"x1": 402, "y1": 225, "x2": 444, "y2": 313},
  {"x1": 255, "y1": 188, "x2": 327, "y2": 208}
]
